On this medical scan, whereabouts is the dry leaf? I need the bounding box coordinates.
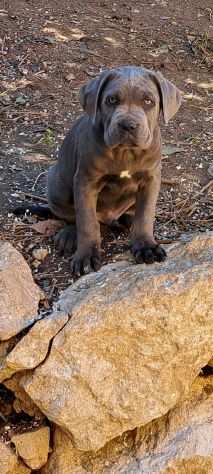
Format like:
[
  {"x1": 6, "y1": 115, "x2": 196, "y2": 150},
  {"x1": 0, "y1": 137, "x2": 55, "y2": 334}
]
[
  {"x1": 162, "y1": 144, "x2": 185, "y2": 156},
  {"x1": 31, "y1": 219, "x2": 64, "y2": 237}
]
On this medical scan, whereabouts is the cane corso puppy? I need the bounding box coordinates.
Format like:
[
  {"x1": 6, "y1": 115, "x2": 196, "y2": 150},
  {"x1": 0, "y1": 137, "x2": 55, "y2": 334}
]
[{"x1": 42, "y1": 67, "x2": 182, "y2": 274}]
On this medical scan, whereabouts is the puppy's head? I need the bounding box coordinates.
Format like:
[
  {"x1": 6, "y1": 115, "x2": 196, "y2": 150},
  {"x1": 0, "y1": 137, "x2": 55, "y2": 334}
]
[{"x1": 80, "y1": 66, "x2": 182, "y2": 149}]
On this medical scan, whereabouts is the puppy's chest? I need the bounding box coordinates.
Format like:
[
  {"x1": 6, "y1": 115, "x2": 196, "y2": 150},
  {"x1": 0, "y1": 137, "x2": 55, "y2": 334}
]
[
  {"x1": 103, "y1": 168, "x2": 144, "y2": 194},
  {"x1": 119, "y1": 169, "x2": 132, "y2": 179},
  {"x1": 107, "y1": 150, "x2": 146, "y2": 181}
]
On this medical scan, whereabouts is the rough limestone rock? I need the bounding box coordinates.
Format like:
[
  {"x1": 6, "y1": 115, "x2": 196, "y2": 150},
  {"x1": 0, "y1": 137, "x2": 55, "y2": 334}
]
[
  {"x1": 163, "y1": 457, "x2": 213, "y2": 474},
  {"x1": 0, "y1": 339, "x2": 16, "y2": 361},
  {"x1": 13, "y1": 397, "x2": 42, "y2": 418},
  {"x1": 0, "y1": 337, "x2": 18, "y2": 382},
  {"x1": 42, "y1": 376, "x2": 213, "y2": 474},
  {"x1": 0, "y1": 241, "x2": 42, "y2": 341},
  {"x1": 0, "y1": 311, "x2": 69, "y2": 382},
  {"x1": 0, "y1": 440, "x2": 30, "y2": 474},
  {"x1": 23, "y1": 233, "x2": 213, "y2": 451},
  {"x1": 11, "y1": 427, "x2": 50, "y2": 470},
  {"x1": 4, "y1": 373, "x2": 44, "y2": 419}
]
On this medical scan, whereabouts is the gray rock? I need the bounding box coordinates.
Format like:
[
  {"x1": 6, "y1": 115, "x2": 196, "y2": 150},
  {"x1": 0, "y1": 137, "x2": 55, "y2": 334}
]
[
  {"x1": 23, "y1": 233, "x2": 213, "y2": 451},
  {"x1": 0, "y1": 311, "x2": 69, "y2": 382},
  {"x1": 41, "y1": 376, "x2": 213, "y2": 474},
  {"x1": 0, "y1": 241, "x2": 42, "y2": 341}
]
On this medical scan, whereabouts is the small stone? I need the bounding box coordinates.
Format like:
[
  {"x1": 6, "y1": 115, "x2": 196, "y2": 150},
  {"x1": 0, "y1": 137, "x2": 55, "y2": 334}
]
[
  {"x1": 0, "y1": 94, "x2": 11, "y2": 105},
  {"x1": 65, "y1": 72, "x2": 75, "y2": 82},
  {"x1": 32, "y1": 247, "x2": 48, "y2": 261},
  {"x1": 0, "y1": 441, "x2": 30, "y2": 474},
  {"x1": 11, "y1": 426, "x2": 50, "y2": 469},
  {"x1": 15, "y1": 95, "x2": 28, "y2": 105},
  {"x1": 32, "y1": 259, "x2": 41, "y2": 269},
  {"x1": 208, "y1": 164, "x2": 213, "y2": 178},
  {"x1": 45, "y1": 36, "x2": 56, "y2": 44}
]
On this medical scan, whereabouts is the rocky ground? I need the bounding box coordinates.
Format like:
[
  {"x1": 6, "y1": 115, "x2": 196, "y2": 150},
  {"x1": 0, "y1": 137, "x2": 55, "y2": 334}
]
[{"x1": 0, "y1": 0, "x2": 213, "y2": 472}]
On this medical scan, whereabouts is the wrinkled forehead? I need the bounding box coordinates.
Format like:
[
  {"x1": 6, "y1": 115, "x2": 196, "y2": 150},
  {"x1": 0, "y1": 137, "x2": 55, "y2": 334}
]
[{"x1": 102, "y1": 70, "x2": 160, "y2": 102}]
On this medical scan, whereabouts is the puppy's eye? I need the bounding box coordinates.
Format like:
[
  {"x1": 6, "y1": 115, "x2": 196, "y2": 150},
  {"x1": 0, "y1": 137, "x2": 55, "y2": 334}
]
[
  {"x1": 106, "y1": 95, "x2": 119, "y2": 106},
  {"x1": 144, "y1": 97, "x2": 154, "y2": 106}
]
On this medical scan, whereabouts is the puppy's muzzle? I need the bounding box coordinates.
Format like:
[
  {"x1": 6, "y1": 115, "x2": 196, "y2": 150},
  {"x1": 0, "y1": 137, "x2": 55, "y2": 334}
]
[
  {"x1": 105, "y1": 112, "x2": 150, "y2": 148},
  {"x1": 118, "y1": 118, "x2": 138, "y2": 133}
]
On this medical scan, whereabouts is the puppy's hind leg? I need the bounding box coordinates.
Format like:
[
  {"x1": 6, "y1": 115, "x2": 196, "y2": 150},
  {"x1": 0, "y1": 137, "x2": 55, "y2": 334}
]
[
  {"x1": 54, "y1": 224, "x2": 77, "y2": 256},
  {"x1": 48, "y1": 165, "x2": 77, "y2": 255},
  {"x1": 50, "y1": 202, "x2": 76, "y2": 256}
]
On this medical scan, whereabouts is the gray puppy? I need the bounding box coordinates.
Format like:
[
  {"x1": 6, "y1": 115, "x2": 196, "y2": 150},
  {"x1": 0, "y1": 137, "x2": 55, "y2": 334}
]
[{"x1": 47, "y1": 66, "x2": 181, "y2": 275}]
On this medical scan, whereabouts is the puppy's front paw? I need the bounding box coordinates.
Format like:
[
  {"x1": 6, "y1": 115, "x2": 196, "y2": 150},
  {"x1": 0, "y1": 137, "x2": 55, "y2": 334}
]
[
  {"x1": 131, "y1": 241, "x2": 167, "y2": 264},
  {"x1": 71, "y1": 246, "x2": 102, "y2": 276}
]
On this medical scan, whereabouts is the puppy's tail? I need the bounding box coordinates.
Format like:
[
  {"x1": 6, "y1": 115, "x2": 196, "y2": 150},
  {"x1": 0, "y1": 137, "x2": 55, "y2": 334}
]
[{"x1": 12, "y1": 204, "x2": 53, "y2": 219}]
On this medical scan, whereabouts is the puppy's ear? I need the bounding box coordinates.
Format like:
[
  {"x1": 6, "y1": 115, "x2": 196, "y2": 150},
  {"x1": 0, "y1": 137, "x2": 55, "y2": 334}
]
[
  {"x1": 150, "y1": 71, "x2": 182, "y2": 124},
  {"x1": 80, "y1": 70, "x2": 114, "y2": 124}
]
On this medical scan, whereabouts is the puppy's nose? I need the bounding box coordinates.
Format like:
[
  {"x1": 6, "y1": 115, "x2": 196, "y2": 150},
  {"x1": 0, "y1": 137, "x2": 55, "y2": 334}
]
[{"x1": 118, "y1": 119, "x2": 138, "y2": 132}]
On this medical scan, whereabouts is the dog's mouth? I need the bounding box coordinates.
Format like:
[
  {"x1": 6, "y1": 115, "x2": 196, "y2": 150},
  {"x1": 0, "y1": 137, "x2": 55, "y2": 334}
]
[
  {"x1": 105, "y1": 127, "x2": 151, "y2": 149},
  {"x1": 119, "y1": 131, "x2": 138, "y2": 145}
]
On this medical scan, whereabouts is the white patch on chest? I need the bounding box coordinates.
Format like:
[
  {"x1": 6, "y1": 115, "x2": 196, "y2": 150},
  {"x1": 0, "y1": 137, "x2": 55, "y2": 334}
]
[{"x1": 120, "y1": 170, "x2": 132, "y2": 179}]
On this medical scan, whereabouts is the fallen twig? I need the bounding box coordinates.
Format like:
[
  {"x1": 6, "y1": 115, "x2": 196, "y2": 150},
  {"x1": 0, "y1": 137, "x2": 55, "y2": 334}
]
[
  {"x1": 162, "y1": 178, "x2": 179, "y2": 186},
  {"x1": 23, "y1": 192, "x2": 48, "y2": 203},
  {"x1": 0, "y1": 411, "x2": 7, "y2": 422},
  {"x1": 194, "y1": 179, "x2": 213, "y2": 197},
  {"x1": 31, "y1": 171, "x2": 47, "y2": 191},
  {"x1": 48, "y1": 278, "x2": 57, "y2": 300},
  {"x1": 81, "y1": 48, "x2": 103, "y2": 58},
  {"x1": 157, "y1": 238, "x2": 179, "y2": 244}
]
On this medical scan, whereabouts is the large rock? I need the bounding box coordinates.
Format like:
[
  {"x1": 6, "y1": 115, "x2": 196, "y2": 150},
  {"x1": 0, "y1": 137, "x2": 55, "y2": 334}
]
[
  {"x1": 23, "y1": 233, "x2": 213, "y2": 451},
  {"x1": 0, "y1": 440, "x2": 30, "y2": 474},
  {"x1": 0, "y1": 241, "x2": 42, "y2": 341},
  {"x1": 0, "y1": 311, "x2": 69, "y2": 382},
  {"x1": 162, "y1": 457, "x2": 213, "y2": 473},
  {"x1": 11, "y1": 427, "x2": 50, "y2": 470},
  {"x1": 42, "y1": 376, "x2": 213, "y2": 473}
]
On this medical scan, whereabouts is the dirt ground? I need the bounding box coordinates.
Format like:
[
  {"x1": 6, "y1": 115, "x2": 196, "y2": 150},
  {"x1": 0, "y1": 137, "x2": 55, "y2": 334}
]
[{"x1": 0, "y1": 0, "x2": 213, "y2": 309}]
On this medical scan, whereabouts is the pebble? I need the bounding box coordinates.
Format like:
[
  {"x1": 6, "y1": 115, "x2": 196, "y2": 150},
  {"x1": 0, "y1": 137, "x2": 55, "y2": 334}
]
[
  {"x1": 207, "y1": 164, "x2": 213, "y2": 178},
  {"x1": 32, "y1": 259, "x2": 41, "y2": 269},
  {"x1": 32, "y1": 247, "x2": 49, "y2": 261}
]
